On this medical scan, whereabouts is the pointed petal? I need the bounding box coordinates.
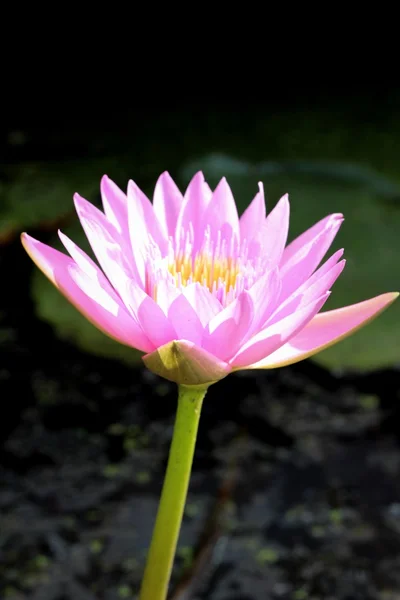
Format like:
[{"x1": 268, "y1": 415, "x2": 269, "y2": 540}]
[
  {"x1": 202, "y1": 177, "x2": 240, "y2": 251},
  {"x1": 22, "y1": 233, "x2": 63, "y2": 285},
  {"x1": 21, "y1": 233, "x2": 153, "y2": 352},
  {"x1": 270, "y1": 258, "x2": 346, "y2": 324},
  {"x1": 168, "y1": 293, "x2": 204, "y2": 346},
  {"x1": 73, "y1": 193, "x2": 141, "y2": 292},
  {"x1": 245, "y1": 267, "x2": 281, "y2": 336},
  {"x1": 279, "y1": 214, "x2": 343, "y2": 300},
  {"x1": 143, "y1": 339, "x2": 231, "y2": 386},
  {"x1": 231, "y1": 293, "x2": 330, "y2": 368},
  {"x1": 127, "y1": 179, "x2": 168, "y2": 254},
  {"x1": 247, "y1": 292, "x2": 399, "y2": 369},
  {"x1": 239, "y1": 182, "x2": 266, "y2": 244},
  {"x1": 59, "y1": 230, "x2": 116, "y2": 284},
  {"x1": 175, "y1": 172, "x2": 212, "y2": 250},
  {"x1": 101, "y1": 175, "x2": 129, "y2": 240},
  {"x1": 183, "y1": 283, "x2": 222, "y2": 327},
  {"x1": 305, "y1": 248, "x2": 344, "y2": 280},
  {"x1": 203, "y1": 292, "x2": 254, "y2": 361},
  {"x1": 281, "y1": 213, "x2": 343, "y2": 268},
  {"x1": 153, "y1": 171, "x2": 183, "y2": 238},
  {"x1": 261, "y1": 193, "x2": 290, "y2": 266},
  {"x1": 122, "y1": 278, "x2": 176, "y2": 348},
  {"x1": 155, "y1": 279, "x2": 181, "y2": 315}
]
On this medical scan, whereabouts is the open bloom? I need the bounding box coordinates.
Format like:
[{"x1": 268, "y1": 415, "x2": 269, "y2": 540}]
[{"x1": 22, "y1": 172, "x2": 398, "y2": 386}]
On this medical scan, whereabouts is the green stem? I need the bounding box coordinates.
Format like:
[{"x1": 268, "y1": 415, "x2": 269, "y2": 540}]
[{"x1": 139, "y1": 384, "x2": 208, "y2": 600}]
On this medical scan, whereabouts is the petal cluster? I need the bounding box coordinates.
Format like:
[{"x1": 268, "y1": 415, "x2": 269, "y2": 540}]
[{"x1": 22, "y1": 172, "x2": 398, "y2": 386}]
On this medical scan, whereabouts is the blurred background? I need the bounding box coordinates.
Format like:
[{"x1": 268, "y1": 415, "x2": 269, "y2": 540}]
[{"x1": 1, "y1": 88, "x2": 400, "y2": 599}]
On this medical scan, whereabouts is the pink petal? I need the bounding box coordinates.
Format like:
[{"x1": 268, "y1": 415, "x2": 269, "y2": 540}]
[
  {"x1": 201, "y1": 177, "x2": 240, "y2": 251},
  {"x1": 22, "y1": 233, "x2": 62, "y2": 285},
  {"x1": 73, "y1": 193, "x2": 141, "y2": 292},
  {"x1": 279, "y1": 214, "x2": 343, "y2": 300},
  {"x1": 245, "y1": 267, "x2": 281, "y2": 337},
  {"x1": 279, "y1": 248, "x2": 344, "y2": 311},
  {"x1": 231, "y1": 292, "x2": 330, "y2": 368},
  {"x1": 122, "y1": 278, "x2": 177, "y2": 348},
  {"x1": 153, "y1": 171, "x2": 183, "y2": 238},
  {"x1": 269, "y1": 258, "x2": 346, "y2": 324},
  {"x1": 304, "y1": 248, "x2": 344, "y2": 281},
  {"x1": 246, "y1": 292, "x2": 399, "y2": 369},
  {"x1": 127, "y1": 179, "x2": 168, "y2": 254},
  {"x1": 182, "y1": 283, "x2": 222, "y2": 327},
  {"x1": 259, "y1": 194, "x2": 290, "y2": 265},
  {"x1": 59, "y1": 230, "x2": 117, "y2": 285},
  {"x1": 155, "y1": 279, "x2": 181, "y2": 315},
  {"x1": 203, "y1": 292, "x2": 254, "y2": 361},
  {"x1": 143, "y1": 339, "x2": 231, "y2": 386},
  {"x1": 168, "y1": 293, "x2": 204, "y2": 346},
  {"x1": 239, "y1": 182, "x2": 266, "y2": 244},
  {"x1": 281, "y1": 213, "x2": 343, "y2": 268},
  {"x1": 21, "y1": 233, "x2": 153, "y2": 352},
  {"x1": 101, "y1": 175, "x2": 129, "y2": 240},
  {"x1": 175, "y1": 172, "x2": 212, "y2": 251},
  {"x1": 291, "y1": 258, "x2": 345, "y2": 306}
]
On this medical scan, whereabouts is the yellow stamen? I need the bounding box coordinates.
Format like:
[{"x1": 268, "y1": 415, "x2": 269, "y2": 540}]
[{"x1": 168, "y1": 251, "x2": 240, "y2": 294}]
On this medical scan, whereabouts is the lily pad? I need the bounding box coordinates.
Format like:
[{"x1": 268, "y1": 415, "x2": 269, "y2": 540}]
[{"x1": 180, "y1": 155, "x2": 400, "y2": 371}]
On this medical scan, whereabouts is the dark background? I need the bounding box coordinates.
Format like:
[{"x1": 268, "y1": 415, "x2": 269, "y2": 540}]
[{"x1": 1, "y1": 87, "x2": 400, "y2": 599}]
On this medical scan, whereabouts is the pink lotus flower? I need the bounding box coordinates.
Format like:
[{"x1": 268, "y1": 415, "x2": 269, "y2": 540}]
[{"x1": 22, "y1": 172, "x2": 398, "y2": 386}]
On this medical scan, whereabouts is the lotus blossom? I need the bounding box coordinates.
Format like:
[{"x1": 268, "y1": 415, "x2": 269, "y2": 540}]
[{"x1": 22, "y1": 172, "x2": 398, "y2": 386}]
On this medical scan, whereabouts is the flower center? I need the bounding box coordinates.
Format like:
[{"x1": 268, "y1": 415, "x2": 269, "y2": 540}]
[
  {"x1": 168, "y1": 251, "x2": 240, "y2": 294},
  {"x1": 165, "y1": 226, "x2": 246, "y2": 304},
  {"x1": 146, "y1": 225, "x2": 266, "y2": 306}
]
